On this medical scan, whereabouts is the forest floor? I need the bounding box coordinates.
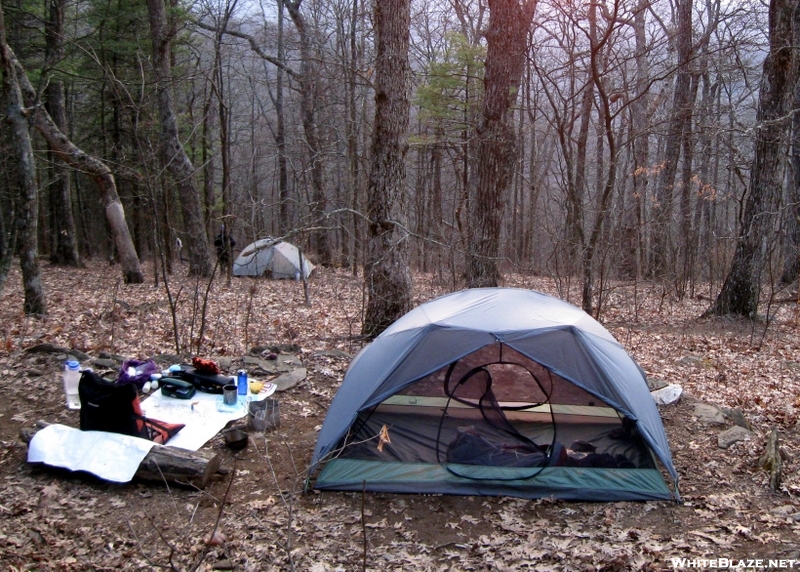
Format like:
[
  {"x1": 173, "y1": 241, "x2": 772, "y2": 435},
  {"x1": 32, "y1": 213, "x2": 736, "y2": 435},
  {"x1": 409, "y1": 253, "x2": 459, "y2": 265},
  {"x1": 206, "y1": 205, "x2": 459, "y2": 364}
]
[{"x1": 0, "y1": 260, "x2": 799, "y2": 571}]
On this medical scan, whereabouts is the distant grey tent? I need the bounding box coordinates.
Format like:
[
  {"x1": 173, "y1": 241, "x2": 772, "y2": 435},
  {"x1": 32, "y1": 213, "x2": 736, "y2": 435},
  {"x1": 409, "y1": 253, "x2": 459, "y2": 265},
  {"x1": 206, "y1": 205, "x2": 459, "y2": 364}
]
[
  {"x1": 311, "y1": 288, "x2": 679, "y2": 501},
  {"x1": 232, "y1": 239, "x2": 314, "y2": 279}
]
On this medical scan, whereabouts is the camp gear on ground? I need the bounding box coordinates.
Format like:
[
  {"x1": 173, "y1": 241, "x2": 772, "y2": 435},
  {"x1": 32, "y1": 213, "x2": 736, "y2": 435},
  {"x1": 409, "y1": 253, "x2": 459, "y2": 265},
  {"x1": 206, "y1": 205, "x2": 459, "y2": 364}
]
[
  {"x1": 117, "y1": 359, "x2": 160, "y2": 388},
  {"x1": 63, "y1": 360, "x2": 81, "y2": 410},
  {"x1": 79, "y1": 370, "x2": 183, "y2": 444},
  {"x1": 174, "y1": 365, "x2": 230, "y2": 394},
  {"x1": 160, "y1": 377, "x2": 197, "y2": 399},
  {"x1": 310, "y1": 288, "x2": 679, "y2": 502}
]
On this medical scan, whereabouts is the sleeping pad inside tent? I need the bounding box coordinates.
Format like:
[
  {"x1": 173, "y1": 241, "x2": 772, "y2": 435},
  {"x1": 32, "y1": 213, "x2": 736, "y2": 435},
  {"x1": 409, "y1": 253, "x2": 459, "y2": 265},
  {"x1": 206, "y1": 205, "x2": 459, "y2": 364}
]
[{"x1": 310, "y1": 288, "x2": 679, "y2": 502}]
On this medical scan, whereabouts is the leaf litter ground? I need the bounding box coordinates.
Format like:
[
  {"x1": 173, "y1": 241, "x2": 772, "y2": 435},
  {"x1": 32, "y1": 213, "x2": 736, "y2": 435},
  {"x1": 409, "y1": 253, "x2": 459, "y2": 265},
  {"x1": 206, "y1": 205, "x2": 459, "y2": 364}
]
[{"x1": 0, "y1": 262, "x2": 798, "y2": 571}]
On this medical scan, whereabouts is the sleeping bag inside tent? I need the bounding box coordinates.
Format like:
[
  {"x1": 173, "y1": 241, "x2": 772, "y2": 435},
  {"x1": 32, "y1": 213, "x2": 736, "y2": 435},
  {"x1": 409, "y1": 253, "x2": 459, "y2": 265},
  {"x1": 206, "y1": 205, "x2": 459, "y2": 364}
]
[{"x1": 310, "y1": 288, "x2": 679, "y2": 501}]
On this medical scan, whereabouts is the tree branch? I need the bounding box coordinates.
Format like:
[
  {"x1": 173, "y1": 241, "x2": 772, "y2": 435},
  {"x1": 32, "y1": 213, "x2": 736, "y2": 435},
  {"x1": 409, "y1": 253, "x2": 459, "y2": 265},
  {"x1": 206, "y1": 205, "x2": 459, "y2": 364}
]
[{"x1": 192, "y1": 19, "x2": 298, "y2": 80}]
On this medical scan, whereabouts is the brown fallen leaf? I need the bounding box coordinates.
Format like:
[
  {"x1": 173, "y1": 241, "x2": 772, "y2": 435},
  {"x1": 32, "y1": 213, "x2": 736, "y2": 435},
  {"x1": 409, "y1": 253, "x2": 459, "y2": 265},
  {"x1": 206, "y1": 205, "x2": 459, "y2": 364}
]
[{"x1": 377, "y1": 424, "x2": 391, "y2": 452}]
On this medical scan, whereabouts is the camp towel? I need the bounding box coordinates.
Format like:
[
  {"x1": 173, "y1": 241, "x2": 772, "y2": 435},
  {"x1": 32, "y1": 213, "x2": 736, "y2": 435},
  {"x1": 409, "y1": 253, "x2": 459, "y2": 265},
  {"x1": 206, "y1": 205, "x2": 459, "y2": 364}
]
[{"x1": 28, "y1": 424, "x2": 154, "y2": 483}]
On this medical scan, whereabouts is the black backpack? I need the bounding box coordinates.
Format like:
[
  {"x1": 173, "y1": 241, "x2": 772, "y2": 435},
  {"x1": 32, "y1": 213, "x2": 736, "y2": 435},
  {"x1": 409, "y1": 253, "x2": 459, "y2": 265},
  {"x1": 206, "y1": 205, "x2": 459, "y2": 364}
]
[{"x1": 79, "y1": 370, "x2": 183, "y2": 444}]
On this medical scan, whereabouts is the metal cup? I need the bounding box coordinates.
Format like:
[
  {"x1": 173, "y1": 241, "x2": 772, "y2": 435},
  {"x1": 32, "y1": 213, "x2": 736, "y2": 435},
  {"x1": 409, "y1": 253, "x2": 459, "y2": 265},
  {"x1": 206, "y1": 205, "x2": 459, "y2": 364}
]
[{"x1": 223, "y1": 384, "x2": 238, "y2": 406}]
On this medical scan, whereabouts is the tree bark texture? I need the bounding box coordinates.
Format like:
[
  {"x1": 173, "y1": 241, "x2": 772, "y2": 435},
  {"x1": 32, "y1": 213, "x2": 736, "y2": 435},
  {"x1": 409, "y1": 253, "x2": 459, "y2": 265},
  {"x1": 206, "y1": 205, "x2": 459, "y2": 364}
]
[
  {"x1": 650, "y1": 0, "x2": 694, "y2": 278},
  {"x1": 44, "y1": 0, "x2": 80, "y2": 267},
  {"x1": 781, "y1": 4, "x2": 800, "y2": 285},
  {"x1": 0, "y1": 191, "x2": 12, "y2": 296},
  {"x1": 705, "y1": 0, "x2": 794, "y2": 317},
  {"x1": 9, "y1": 51, "x2": 144, "y2": 284},
  {"x1": 362, "y1": 0, "x2": 413, "y2": 338},
  {"x1": 0, "y1": 6, "x2": 47, "y2": 315},
  {"x1": 465, "y1": 0, "x2": 536, "y2": 288},
  {"x1": 284, "y1": 0, "x2": 332, "y2": 266},
  {"x1": 276, "y1": 0, "x2": 290, "y2": 236},
  {"x1": 146, "y1": 0, "x2": 213, "y2": 277}
]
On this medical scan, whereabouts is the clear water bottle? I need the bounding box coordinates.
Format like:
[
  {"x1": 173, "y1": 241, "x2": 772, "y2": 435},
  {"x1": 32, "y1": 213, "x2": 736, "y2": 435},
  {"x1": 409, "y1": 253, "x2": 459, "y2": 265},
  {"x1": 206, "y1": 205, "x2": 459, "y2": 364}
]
[{"x1": 63, "y1": 360, "x2": 82, "y2": 410}]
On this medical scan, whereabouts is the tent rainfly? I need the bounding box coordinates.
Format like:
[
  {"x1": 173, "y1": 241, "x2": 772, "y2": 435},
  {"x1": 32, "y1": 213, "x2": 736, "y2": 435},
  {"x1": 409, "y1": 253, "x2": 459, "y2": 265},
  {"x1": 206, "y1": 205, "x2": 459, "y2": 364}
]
[
  {"x1": 310, "y1": 288, "x2": 679, "y2": 501},
  {"x1": 232, "y1": 239, "x2": 314, "y2": 279}
]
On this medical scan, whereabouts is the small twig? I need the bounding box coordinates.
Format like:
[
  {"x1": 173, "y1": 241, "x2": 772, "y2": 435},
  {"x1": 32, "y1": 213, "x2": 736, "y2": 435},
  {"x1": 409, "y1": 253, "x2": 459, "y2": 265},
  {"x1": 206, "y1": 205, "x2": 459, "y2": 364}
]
[
  {"x1": 108, "y1": 277, "x2": 122, "y2": 353},
  {"x1": 208, "y1": 461, "x2": 237, "y2": 542},
  {"x1": 361, "y1": 480, "x2": 368, "y2": 571}
]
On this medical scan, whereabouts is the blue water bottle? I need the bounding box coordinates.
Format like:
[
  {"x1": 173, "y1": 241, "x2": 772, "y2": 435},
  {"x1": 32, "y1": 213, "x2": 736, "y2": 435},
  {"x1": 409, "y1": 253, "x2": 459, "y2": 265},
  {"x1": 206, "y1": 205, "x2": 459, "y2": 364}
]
[{"x1": 237, "y1": 370, "x2": 248, "y2": 395}]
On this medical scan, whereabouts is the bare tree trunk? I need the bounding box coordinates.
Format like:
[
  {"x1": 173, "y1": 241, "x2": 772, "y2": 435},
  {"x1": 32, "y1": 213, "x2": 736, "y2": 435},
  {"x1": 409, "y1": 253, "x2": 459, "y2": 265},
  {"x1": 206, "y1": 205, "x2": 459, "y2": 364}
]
[
  {"x1": 276, "y1": 0, "x2": 290, "y2": 235},
  {"x1": 44, "y1": 0, "x2": 80, "y2": 267},
  {"x1": 362, "y1": 0, "x2": 412, "y2": 338},
  {"x1": 580, "y1": 0, "x2": 619, "y2": 315},
  {"x1": 629, "y1": 0, "x2": 650, "y2": 279},
  {"x1": 0, "y1": 5, "x2": 46, "y2": 314},
  {"x1": 0, "y1": 189, "x2": 13, "y2": 295},
  {"x1": 780, "y1": 5, "x2": 800, "y2": 285},
  {"x1": 284, "y1": 0, "x2": 332, "y2": 266},
  {"x1": 651, "y1": 0, "x2": 693, "y2": 278},
  {"x1": 345, "y1": 0, "x2": 360, "y2": 273},
  {"x1": 704, "y1": 0, "x2": 794, "y2": 317},
  {"x1": 7, "y1": 48, "x2": 143, "y2": 284},
  {"x1": 465, "y1": 0, "x2": 536, "y2": 288},
  {"x1": 146, "y1": 0, "x2": 213, "y2": 277}
]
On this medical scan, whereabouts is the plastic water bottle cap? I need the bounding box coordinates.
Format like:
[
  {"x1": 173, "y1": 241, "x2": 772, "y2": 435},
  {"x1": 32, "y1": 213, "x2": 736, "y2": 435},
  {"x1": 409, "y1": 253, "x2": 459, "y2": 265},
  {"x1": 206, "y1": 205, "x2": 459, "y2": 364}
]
[{"x1": 66, "y1": 360, "x2": 80, "y2": 371}]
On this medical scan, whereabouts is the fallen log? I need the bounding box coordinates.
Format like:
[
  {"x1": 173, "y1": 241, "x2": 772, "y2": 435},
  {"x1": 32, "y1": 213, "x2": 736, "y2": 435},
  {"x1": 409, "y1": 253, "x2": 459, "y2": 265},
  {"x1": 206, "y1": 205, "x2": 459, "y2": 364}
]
[
  {"x1": 20, "y1": 421, "x2": 221, "y2": 489},
  {"x1": 758, "y1": 427, "x2": 782, "y2": 493}
]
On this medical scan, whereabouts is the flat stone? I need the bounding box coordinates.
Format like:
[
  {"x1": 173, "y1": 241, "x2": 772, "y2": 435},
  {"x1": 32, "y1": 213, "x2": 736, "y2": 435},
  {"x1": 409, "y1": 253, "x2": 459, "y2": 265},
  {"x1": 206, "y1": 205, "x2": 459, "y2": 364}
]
[
  {"x1": 273, "y1": 368, "x2": 307, "y2": 392},
  {"x1": 651, "y1": 384, "x2": 683, "y2": 405},
  {"x1": 277, "y1": 354, "x2": 302, "y2": 367},
  {"x1": 91, "y1": 358, "x2": 120, "y2": 370},
  {"x1": 243, "y1": 356, "x2": 281, "y2": 374},
  {"x1": 722, "y1": 407, "x2": 752, "y2": 430},
  {"x1": 67, "y1": 350, "x2": 91, "y2": 361},
  {"x1": 717, "y1": 425, "x2": 753, "y2": 449},
  {"x1": 151, "y1": 354, "x2": 183, "y2": 366},
  {"x1": 271, "y1": 344, "x2": 301, "y2": 354},
  {"x1": 24, "y1": 343, "x2": 69, "y2": 354},
  {"x1": 98, "y1": 351, "x2": 127, "y2": 363},
  {"x1": 315, "y1": 349, "x2": 352, "y2": 360},
  {"x1": 770, "y1": 505, "x2": 798, "y2": 517},
  {"x1": 694, "y1": 402, "x2": 726, "y2": 425},
  {"x1": 217, "y1": 357, "x2": 232, "y2": 371}
]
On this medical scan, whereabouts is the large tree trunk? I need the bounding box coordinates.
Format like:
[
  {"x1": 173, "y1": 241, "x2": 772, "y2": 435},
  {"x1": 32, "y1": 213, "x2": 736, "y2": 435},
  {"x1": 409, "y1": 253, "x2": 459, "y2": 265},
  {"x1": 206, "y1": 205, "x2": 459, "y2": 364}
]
[
  {"x1": 9, "y1": 51, "x2": 144, "y2": 284},
  {"x1": 650, "y1": 0, "x2": 694, "y2": 278},
  {"x1": 44, "y1": 0, "x2": 80, "y2": 267},
  {"x1": 465, "y1": 0, "x2": 536, "y2": 288},
  {"x1": 0, "y1": 5, "x2": 47, "y2": 315},
  {"x1": 626, "y1": 0, "x2": 650, "y2": 279},
  {"x1": 780, "y1": 5, "x2": 800, "y2": 285},
  {"x1": 146, "y1": 0, "x2": 213, "y2": 277},
  {"x1": 284, "y1": 0, "x2": 332, "y2": 266},
  {"x1": 276, "y1": 0, "x2": 290, "y2": 236},
  {"x1": 704, "y1": 0, "x2": 794, "y2": 317},
  {"x1": 361, "y1": 0, "x2": 412, "y2": 338}
]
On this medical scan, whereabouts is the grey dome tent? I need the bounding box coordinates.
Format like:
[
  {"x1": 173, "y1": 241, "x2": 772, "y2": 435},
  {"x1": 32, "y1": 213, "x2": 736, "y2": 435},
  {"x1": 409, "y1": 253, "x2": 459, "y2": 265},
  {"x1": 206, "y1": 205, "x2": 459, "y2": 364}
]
[
  {"x1": 311, "y1": 288, "x2": 679, "y2": 501},
  {"x1": 232, "y1": 239, "x2": 314, "y2": 279}
]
